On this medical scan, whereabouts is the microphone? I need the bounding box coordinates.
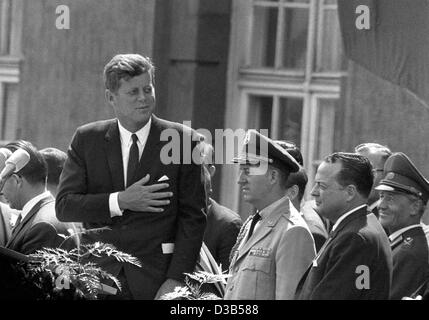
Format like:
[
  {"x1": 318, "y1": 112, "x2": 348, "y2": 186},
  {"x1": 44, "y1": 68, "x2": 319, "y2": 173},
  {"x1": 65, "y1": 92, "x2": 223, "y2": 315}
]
[
  {"x1": 0, "y1": 148, "x2": 31, "y2": 180},
  {"x1": 0, "y1": 148, "x2": 12, "y2": 172}
]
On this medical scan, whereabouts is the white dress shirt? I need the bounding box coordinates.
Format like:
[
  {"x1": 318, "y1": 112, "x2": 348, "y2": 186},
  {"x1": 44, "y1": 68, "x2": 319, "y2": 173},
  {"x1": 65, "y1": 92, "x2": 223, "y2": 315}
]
[
  {"x1": 19, "y1": 190, "x2": 52, "y2": 222},
  {"x1": 109, "y1": 118, "x2": 152, "y2": 217},
  {"x1": 331, "y1": 204, "x2": 367, "y2": 232}
]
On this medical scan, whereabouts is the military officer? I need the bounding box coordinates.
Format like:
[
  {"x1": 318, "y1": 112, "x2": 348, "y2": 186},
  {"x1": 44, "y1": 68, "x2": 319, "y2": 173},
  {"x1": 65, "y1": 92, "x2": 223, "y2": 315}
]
[
  {"x1": 225, "y1": 130, "x2": 315, "y2": 300},
  {"x1": 376, "y1": 152, "x2": 429, "y2": 300}
]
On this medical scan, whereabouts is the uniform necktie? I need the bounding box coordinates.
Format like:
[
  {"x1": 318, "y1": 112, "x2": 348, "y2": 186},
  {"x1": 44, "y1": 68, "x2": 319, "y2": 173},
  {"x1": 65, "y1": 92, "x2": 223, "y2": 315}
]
[
  {"x1": 246, "y1": 212, "x2": 261, "y2": 241},
  {"x1": 126, "y1": 134, "x2": 139, "y2": 187}
]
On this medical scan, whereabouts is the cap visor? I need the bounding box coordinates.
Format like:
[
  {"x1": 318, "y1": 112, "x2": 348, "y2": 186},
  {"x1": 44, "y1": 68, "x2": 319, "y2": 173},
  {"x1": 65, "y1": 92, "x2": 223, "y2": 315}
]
[
  {"x1": 231, "y1": 157, "x2": 248, "y2": 164},
  {"x1": 375, "y1": 184, "x2": 395, "y2": 191}
]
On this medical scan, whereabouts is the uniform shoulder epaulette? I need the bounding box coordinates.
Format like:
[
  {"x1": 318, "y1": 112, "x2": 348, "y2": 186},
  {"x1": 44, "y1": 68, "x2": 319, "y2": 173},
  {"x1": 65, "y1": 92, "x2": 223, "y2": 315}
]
[{"x1": 390, "y1": 235, "x2": 403, "y2": 249}]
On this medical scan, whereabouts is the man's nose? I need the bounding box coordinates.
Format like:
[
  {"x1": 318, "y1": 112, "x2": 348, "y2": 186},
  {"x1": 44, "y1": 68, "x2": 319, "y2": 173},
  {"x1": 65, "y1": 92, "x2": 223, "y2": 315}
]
[
  {"x1": 137, "y1": 90, "x2": 146, "y2": 101},
  {"x1": 237, "y1": 172, "x2": 246, "y2": 185},
  {"x1": 310, "y1": 185, "x2": 319, "y2": 197},
  {"x1": 378, "y1": 197, "x2": 387, "y2": 209}
]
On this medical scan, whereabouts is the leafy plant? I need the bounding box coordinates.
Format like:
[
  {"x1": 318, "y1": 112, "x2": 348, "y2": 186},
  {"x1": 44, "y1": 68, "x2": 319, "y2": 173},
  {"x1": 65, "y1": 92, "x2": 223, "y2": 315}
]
[
  {"x1": 20, "y1": 228, "x2": 142, "y2": 300},
  {"x1": 160, "y1": 270, "x2": 230, "y2": 300}
]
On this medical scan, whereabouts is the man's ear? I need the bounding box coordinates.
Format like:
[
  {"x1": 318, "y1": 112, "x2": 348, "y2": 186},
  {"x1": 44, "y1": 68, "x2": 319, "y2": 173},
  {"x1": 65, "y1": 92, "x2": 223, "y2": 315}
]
[
  {"x1": 105, "y1": 89, "x2": 115, "y2": 105},
  {"x1": 286, "y1": 185, "x2": 299, "y2": 201},
  {"x1": 269, "y1": 168, "x2": 279, "y2": 185},
  {"x1": 345, "y1": 185, "x2": 358, "y2": 202},
  {"x1": 12, "y1": 174, "x2": 23, "y2": 187},
  {"x1": 409, "y1": 199, "x2": 424, "y2": 217}
]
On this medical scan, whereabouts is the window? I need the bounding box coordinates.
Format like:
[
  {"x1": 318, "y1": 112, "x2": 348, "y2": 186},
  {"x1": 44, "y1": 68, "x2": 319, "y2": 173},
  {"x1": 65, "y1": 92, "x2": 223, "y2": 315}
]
[
  {"x1": 221, "y1": 0, "x2": 345, "y2": 213},
  {"x1": 0, "y1": 0, "x2": 22, "y2": 144}
]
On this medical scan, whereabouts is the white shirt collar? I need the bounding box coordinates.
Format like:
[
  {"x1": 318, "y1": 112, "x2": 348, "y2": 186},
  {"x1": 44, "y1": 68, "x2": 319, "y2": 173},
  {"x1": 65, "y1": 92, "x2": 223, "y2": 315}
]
[
  {"x1": 331, "y1": 204, "x2": 367, "y2": 232},
  {"x1": 117, "y1": 118, "x2": 152, "y2": 187},
  {"x1": 389, "y1": 224, "x2": 422, "y2": 242},
  {"x1": 368, "y1": 199, "x2": 381, "y2": 211},
  {"x1": 21, "y1": 190, "x2": 52, "y2": 220},
  {"x1": 117, "y1": 117, "x2": 151, "y2": 147}
]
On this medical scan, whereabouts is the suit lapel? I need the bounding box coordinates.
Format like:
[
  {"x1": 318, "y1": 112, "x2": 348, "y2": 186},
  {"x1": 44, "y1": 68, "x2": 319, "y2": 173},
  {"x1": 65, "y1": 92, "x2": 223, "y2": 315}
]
[
  {"x1": 329, "y1": 207, "x2": 368, "y2": 239},
  {"x1": 296, "y1": 207, "x2": 368, "y2": 298},
  {"x1": 135, "y1": 116, "x2": 163, "y2": 181},
  {"x1": 6, "y1": 195, "x2": 54, "y2": 248},
  {"x1": 105, "y1": 120, "x2": 125, "y2": 191},
  {"x1": 303, "y1": 208, "x2": 368, "y2": 273}
]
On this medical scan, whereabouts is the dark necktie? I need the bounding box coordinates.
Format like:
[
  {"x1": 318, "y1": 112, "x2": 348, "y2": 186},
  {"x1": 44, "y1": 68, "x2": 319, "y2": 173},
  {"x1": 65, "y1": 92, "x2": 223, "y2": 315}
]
[
  {"x1": 246, "y1": 212, "x2": 261, "y2": 241},
  {"x1": 126, "y1": 134, "x2": 139, "y2": 187},
  {"x1": 11, "y1": 214, "x2": 22, "y2": 234}
]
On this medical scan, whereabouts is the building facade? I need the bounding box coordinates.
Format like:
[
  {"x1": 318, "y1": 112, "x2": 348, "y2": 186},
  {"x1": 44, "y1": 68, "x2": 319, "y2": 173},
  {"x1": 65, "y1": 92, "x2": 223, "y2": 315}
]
[{"x1": 0, "y1": 0, "x2": 428, "y2": 217}]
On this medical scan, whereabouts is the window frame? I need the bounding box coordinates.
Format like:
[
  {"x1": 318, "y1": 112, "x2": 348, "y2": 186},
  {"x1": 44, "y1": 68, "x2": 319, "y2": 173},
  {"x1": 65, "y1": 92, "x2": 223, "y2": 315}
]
[
  {"x1": 220, "y1": 0, "x2": 345, "y2": 212},
  {"x1": 0, "y1": 0, "x2": 23, "y2": 144}
]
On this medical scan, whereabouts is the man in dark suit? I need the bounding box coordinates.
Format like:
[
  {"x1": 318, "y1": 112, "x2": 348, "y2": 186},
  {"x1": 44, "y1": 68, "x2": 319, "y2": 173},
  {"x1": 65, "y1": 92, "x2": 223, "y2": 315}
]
[
  {"x1": 55, "y1": 54, "x2": 206, "y2": 300},
  {"x1": 295, "y1": 152, "x2": 392, "y2": 300},
  {"x1": 200, "y1": 142, "x2": 242, "y2": 271},
  {"x1": 2, "y1": 141, "x2": 75, "y2": 254},
  {"x1": 375, "y1": 152, "x2": 429, "y2": 299}
]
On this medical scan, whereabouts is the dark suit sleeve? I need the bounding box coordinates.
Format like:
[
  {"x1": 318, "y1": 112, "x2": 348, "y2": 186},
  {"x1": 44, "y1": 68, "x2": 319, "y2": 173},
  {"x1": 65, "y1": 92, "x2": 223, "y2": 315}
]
[
  {"x1": 56, "y1": 129, "x2": 112, "y2": 223},
  {"x1": 20, "y1": 223, "x2": 64, "y2": 255},
  {"x1": 217, "y1": 218, "x2": 242, "y2": 271},
  {"x1": 166, "y1": 138, "x2": 207, "y2": 281},
  {"x1": 391, "y1": 246, "x2": 429, "y2": 299},
  {"x1": 310, "y1": 233, "x2": 376, "y2": 299}
]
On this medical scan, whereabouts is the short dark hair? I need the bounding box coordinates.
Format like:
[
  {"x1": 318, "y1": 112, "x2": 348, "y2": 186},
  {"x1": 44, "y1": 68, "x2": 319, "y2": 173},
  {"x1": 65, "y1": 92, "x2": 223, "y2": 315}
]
[
  {"x1": 40, "y1": 147, "x2": 67, "y2": 186},
  {"x1": 104, "y1": 54, "x2": 155, "y2": 93},
  {"x1": 286, "y1": 168, "x2": 308, "y2": 202},
  {"x1": 324, "y1": 152, "x2": 373, "y2": 198},
  {"x1": 5, "y1": 140, "x2": 47, "y2": 185}
]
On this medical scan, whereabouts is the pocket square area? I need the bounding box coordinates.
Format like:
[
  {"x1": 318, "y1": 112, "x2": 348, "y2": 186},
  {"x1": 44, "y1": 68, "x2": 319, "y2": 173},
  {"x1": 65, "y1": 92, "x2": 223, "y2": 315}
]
[
  {"x1": 157, "y1": 175, "x2": 170, "y2": 182},
  {"x1": 162, "y1": 243, "x2": 175, "y2": 254}
]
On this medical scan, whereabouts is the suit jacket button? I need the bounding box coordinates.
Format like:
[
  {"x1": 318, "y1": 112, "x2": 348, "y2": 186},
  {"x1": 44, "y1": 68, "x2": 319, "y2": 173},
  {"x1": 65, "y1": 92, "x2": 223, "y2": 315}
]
[{"x1": 120, "y1": 225, "x2": 127, "y2": 230}]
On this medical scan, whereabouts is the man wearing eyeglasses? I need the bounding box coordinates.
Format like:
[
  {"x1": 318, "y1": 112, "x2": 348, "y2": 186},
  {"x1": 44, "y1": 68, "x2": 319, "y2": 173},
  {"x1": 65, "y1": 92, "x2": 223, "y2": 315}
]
[
  {"x1": 375, "y1": 152, "x2": 429, "y2": 300},
  {"x1": 2, "y1": 141, "x2": 77, "y2": 254},
  {"x1": 355, "y1": 143, "x2": 392, "y2": 216}
]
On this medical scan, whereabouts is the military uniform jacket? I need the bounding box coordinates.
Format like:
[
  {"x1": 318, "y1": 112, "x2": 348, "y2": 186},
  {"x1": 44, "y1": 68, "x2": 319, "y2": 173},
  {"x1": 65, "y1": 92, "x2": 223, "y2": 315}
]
[
  {"x1": 224, "y1": 197, "x2": 316, "y2": 300},
  {"x1": 295, "y1": 208, "x2": 393, "y2": 300},
  {"x1": 390, "y1": 226, "x2": 429, "y2": 300}
]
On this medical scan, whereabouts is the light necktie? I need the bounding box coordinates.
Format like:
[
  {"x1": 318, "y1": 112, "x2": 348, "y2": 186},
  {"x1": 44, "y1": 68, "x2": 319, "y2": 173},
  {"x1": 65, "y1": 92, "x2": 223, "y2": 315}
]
[{"x1": 126, "y1": 134, "x2": 139, "y2": 187}]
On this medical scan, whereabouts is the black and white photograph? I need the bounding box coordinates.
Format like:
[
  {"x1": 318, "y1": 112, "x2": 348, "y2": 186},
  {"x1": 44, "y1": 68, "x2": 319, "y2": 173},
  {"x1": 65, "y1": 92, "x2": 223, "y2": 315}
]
[{"x1": 0, "y1": 0, "x2": 428, "y2": 311}]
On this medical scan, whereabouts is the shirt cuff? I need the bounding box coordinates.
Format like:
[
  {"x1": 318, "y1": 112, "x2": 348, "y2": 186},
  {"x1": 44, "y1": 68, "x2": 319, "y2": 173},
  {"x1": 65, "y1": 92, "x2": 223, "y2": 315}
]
[{"x1": 109, "y1": 192, "x2": 123, "y2": 217}]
